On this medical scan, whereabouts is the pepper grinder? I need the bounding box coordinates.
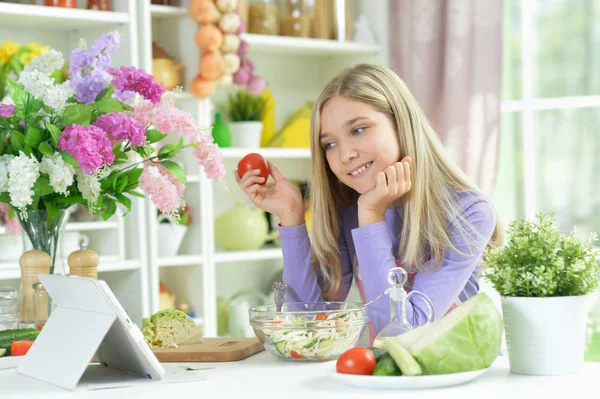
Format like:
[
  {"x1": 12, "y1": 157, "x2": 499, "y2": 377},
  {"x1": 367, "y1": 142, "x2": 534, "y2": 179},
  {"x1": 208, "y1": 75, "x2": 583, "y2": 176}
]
[
  {"x1": 68, "y1": 243, "x2": 99, "y2": 279},
  {"x1": 19, "y1": 250, "x2": 51, "y2": 325}
]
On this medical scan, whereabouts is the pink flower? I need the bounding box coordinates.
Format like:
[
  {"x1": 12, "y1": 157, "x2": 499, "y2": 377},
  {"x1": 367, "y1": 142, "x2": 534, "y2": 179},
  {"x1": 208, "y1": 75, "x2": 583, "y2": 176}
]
[
  {"x1": 129, "y1": 96, "x2": 198, "y2": 138},
  {"x1": 194, "y1": 138, "x2": 225, "y2": 181},
  {"x1": 233, "y1": 68, "x2": 251, "y2": 85},
  {"x1": 139, "y1": 164, "x2": 184, "y2": 216},
  {"x1": 108, "y1": 66, "x2": 165, "y2": 104},
  {"x1": 94, "y1": 112, "x2": 146, "y2": 147},
  {"x1": 58, "y1": 124, "x2": 115, "y2": 175},
  {"x1": 0, "y1": 104, "x2": 15, "y2": 118},
  {"x1": 0, "y1": 203, "x2": 20, "y2": 235}
]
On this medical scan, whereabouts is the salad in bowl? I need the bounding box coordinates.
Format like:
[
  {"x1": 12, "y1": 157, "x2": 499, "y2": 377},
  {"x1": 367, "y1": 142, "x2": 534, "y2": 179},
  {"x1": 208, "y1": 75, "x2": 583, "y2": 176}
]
[{"x1": 249, "y1": 301, "x2": 369, "y2": 361}]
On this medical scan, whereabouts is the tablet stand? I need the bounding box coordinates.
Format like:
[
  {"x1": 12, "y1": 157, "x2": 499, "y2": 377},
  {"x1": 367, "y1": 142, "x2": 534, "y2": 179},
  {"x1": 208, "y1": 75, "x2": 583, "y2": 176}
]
[{"x1": 16, "y1": 305, "x2": 116, "y2": 390}]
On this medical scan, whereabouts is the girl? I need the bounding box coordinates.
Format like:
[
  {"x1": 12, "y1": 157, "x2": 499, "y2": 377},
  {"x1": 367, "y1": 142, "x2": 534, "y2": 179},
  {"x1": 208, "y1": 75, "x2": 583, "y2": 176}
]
[{"x1": 235, "y1": 64, "x2": 502, "y2": 343}]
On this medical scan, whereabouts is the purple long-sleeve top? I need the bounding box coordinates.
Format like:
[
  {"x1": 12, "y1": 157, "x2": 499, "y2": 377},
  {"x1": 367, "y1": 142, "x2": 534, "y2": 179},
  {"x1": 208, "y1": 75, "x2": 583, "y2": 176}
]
[{"x1": 278, "y1": 190, "x2": 497, "y2": 335}]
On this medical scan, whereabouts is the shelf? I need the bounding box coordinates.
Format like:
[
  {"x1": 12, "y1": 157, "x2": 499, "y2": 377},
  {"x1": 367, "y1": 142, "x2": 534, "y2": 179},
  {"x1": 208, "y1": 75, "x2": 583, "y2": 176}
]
[
  {"x1": 0, "y1": 257, "x2": 140, "y2": 280},
  {"x1": 214, "y1": 245, "x2": 283, "y2": 263},
  {"x1": 0, "y1": 3, "x2": 129, "y2": 31},
  {"x1": 241, "y1": 33, "x2": 380, "y2": 56},
  {"x1": 157, "y1": 254, "x2": 203, "y2": 268},
  {"x1": 150, "y1": 4, "x2": 187, "y2": 20},
  {"x1": 65, "y1": 221, "x2": 119, "y2": 231},
  {"x1": 220, "y1": 147, "x2": 311, "y2": 159}
]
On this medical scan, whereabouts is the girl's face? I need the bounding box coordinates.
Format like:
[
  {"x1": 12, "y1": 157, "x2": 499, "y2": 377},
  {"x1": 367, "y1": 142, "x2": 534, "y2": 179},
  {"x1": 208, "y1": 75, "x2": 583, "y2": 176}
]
[{"x1": 320, "y1": 96, "x2": 401, "y2": 194}]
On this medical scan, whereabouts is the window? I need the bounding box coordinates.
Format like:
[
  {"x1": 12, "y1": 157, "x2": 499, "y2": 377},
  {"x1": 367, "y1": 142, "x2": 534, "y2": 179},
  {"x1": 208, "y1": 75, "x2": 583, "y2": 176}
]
[{"x1": 496, "y1": 0, "x2": 600, "y2": 239}]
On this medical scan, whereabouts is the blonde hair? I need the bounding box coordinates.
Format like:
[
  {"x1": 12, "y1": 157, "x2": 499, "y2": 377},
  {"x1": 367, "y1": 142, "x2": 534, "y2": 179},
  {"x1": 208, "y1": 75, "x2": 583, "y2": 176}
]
[{"x1": 309, "y1": 64, "x2": 503, "y2": 300}]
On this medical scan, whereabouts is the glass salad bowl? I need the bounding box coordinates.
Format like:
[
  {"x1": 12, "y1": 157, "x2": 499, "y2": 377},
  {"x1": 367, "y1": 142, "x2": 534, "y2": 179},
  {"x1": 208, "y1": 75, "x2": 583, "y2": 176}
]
[{"x1": 249, "y1": 301, "x2": 369, "y2": 361}]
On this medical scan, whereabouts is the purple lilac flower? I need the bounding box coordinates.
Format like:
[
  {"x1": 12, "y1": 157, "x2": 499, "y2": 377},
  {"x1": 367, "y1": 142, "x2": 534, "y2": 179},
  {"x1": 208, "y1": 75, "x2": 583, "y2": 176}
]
[
  {"x1": 58, "y1": 124, "x2": 115, "y2": 175},
  {"x1": 0, "y1": 104, "x2": 15, "y2": 118},
  {"x1": 108, "y1": 66, "x2": 165, "y2": 104},
  {"x1": 69, "y1": 32, "x2": 120, "y2": 104},
  {"x1": 94, "y1": 112, "x2": 146, "y2": 147}
]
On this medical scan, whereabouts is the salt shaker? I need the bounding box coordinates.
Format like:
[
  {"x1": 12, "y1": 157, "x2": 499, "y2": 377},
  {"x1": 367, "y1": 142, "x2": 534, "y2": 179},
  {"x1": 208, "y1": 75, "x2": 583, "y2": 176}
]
[
  {"x1": 68, "y1": 243, "x2": 99, "y2": 279},
  {"x1": 373, "y1": 267, "x2": 436, "y2": 347},
  {"x1": 19, "y1": 250, "x2": 51, "y2": 327}
]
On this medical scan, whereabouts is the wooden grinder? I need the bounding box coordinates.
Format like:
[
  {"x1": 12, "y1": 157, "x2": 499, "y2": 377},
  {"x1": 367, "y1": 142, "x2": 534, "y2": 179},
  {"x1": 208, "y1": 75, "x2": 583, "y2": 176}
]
[
  {"x1": 68, "y1": 243, "x2": 99, "y2": 279},
  {"x1": 19, "y1": 250, "x2": 51, "y2": 323}
]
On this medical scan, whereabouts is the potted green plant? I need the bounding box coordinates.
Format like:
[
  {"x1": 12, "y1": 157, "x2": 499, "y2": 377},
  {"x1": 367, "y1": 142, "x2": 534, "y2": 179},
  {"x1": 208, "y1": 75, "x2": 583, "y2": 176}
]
[
  {"x1": 484, "y1": 212, "x2": 600, "y2": 376},
  {"x1": 157, "y1": 204, "x2": 192, "y2": 257},
  {"x1": 225, "y1": 88, "x2": 266, "y2": 148}
]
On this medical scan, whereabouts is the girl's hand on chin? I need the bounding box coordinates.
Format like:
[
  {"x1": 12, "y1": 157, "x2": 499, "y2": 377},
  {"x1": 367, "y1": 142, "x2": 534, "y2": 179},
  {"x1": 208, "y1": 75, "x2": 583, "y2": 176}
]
[{"x1": 357, "y1": 157, "x2": 412, "y2": 225}]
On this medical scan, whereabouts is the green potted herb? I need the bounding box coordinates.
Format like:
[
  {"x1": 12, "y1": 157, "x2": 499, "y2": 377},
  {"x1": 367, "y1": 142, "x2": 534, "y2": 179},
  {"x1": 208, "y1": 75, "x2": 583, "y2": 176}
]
[
  {"x1": 484, "y1": 212, "x2": 600, "y2": 376},
  {"x1": 225, "y1": 88, "x2": 266, "y2": 148}
]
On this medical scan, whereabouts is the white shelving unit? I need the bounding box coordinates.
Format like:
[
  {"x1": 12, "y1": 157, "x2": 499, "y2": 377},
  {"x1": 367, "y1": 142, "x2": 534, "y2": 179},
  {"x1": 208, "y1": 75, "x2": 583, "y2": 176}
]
[
  {"x1": 0, "y1": 0, "x2": 150, "y2": 326},
  {"x1": 0, "y1": 0, "x2": 386, "y2": 337}
]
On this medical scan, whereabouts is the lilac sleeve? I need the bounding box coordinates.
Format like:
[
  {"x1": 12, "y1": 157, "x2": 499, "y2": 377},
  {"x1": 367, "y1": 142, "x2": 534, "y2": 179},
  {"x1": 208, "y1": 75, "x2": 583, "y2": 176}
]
[
  {"x1": 278, "y1": 223, "x2": 354, "y2": 303},
  {"x1": 351, "y1": 200, "x2": 497, "y2": 334}
]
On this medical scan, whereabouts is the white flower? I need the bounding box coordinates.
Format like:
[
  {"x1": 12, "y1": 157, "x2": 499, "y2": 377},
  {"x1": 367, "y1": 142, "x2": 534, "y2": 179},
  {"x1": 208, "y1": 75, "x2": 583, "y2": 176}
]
[
  {"x1": 39, "y1": 152, "x2": 75, "y2": 196},
  {"x1": 17, "y1": 69, "x2": 55, "y2": 102},
  {"x1": 23, "y1": 49, "x2": 64, "y2": 75},
  {"x1": 75, "y1": 169, "x2": 100, "y2": 207},
  {"x1": 7, "y1": 152, "x2": 39, "y2": 210},
  {"x1": 42, "y1": 81, "x2": 74, "y2": 115}
]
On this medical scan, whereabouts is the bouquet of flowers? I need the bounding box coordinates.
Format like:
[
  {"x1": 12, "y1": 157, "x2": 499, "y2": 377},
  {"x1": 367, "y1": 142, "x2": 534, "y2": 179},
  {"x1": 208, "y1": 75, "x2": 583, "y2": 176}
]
[
  {"x1": 158, "y1": 204, "x2": 192, "y2": 227},
  {"x1": 0, "y1": 31, "x2": 225, "y2": 230}
]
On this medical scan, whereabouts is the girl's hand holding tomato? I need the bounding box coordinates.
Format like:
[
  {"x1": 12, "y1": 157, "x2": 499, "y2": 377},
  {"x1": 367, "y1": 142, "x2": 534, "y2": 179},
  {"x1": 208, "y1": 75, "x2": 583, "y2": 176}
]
[{"x1": 234, "y1": 153, "x2": 304, "y2": 226}]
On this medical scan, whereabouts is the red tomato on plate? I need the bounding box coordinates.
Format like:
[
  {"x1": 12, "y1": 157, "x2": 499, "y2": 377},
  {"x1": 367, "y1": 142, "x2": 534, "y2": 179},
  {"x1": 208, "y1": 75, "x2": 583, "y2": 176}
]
[
  {"x1": 336, "y1": 347, "x2": 376, "y2": 375},
  {"x1": 237, "y1": 153, "x2": 269, "y2": 184}
]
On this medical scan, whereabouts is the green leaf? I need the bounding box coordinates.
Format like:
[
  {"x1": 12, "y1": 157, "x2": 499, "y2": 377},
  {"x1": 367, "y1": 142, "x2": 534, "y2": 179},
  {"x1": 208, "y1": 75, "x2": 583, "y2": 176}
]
[
  {"x1": 10, "y1": 130, "x2": 24, "y2": 151},
  {"x1": 96, "y1": 97, "x2": 123, "y2": 114},
  {"x1": 115, "y1": 193, "x2": 131, "y2": 215},
  {"x1": 6, "y1": 81, "x2": 27, "y2": 115},
  {"x1": 54, "y1": 194, "x2": 85, "y2": 205},
  {"x1": 23, "y1": 144, "x2": 33, "y2": 156},
  {"x1": 0, "y1": 193, "x2": 9, "y2": 203},
  {"x1": 116, "y1": 176, "x2": 128, "y2": 194},
  {"x1": 94, "y1": 86, "x2": 115, "y2": 102},
  {"x1": 99, "y1": 196, "x2": 117, "y2": 221},
  {"x1": 45, "y1": 200, "x2": 59, "y2": 219},
  {"x1": 33, "y1": 176, "x2": 54, "y2": 197},
  {"x1": 56, "y1": 104, "x2": 95, "y2": 128},
  {"x1": 127, "y1": 190, "x2": 145, "y2": 198},
  {"x1": 160, "y1": 160, "x2": 187, "y2": 185},
  {"x1": 157, "y1": 137, "x2": 184, "y2": 160},
  {"x1": 145, "y1": 129, "x2": 168, "y2": 144},
  {"x1": 46, "y1": 124, "x2": 62, "y2": 147},
  {"x1": 24, "y1": 127, "x2": 43, "y2": 148},
  {"x1": 61, "y1": 152, "x2": 80, "y2": 168},
  {"x1": 39, "y1": 141, "x2": 54, "y2": 156}
]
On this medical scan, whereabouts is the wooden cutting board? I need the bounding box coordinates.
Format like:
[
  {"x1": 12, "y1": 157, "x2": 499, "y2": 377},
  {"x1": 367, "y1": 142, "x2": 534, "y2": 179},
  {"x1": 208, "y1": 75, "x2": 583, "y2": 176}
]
[{"x1": 152, "y1": 338, "x2": 264, "y2": 362}]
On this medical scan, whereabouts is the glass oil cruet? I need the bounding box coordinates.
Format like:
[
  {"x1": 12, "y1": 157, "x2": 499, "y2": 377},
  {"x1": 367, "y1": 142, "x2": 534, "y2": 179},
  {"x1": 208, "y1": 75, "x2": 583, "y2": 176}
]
[{"x1": 373, "y1": 267, "x2": 436, "y2": 347}]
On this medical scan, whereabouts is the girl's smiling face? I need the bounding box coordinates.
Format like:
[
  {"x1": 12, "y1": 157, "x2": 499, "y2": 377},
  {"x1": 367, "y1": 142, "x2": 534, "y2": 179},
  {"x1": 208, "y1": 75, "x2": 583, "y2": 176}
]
[{"x1": 320, "y1": 96, "x2": 401, "y2": 194}]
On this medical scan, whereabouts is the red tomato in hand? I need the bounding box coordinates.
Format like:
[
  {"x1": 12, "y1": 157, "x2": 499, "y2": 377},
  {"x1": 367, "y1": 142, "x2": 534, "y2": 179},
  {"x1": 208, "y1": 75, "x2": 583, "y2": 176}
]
[
  {"x1": 237, "y1": 153, "x2": 269, "y2": 184},
  {"x1": 336, "y1": 347, "x2": 376, "y2": 375}
]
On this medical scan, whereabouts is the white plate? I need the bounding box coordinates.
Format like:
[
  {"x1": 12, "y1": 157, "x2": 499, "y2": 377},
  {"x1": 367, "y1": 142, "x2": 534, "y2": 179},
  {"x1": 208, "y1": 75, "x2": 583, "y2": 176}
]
[
  {"x1": 329, "y1": 363, "x2": 491, "y2": 390},
  {"x1": 0, "y1": 356, "x2": 19, "y2": 370}
]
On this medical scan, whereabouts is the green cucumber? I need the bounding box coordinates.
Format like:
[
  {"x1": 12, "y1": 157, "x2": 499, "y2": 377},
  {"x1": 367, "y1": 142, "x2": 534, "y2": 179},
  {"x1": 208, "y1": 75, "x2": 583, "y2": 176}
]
[
  {"x1": 384, "y1": 339, "x2": 423, "y2": 376},
  {"x1": 275, "y1": 340, "x2": 287, "y2": 355},
  {"x1": 314, "y1": 339, "x2": 335, "y2": 357},
  {"x1": 0, "y1": 348, "x2": 5, "y2": 357},
  {"x1": 0, "y1": 328, "x2": 40, "y2": 346},
  {"x1": 368, "y1": 347, "x2": 387, "y2": 362},
  {"x1": 373, "y1": 353, "x2": 402, "y2": 376}
]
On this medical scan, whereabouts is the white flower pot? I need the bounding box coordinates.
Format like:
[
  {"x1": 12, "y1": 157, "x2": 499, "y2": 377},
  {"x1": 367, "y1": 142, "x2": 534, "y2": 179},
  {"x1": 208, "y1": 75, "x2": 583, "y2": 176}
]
[
  {"x1": 502, "y1": 295, "x2": 593, "y2": 375},
  {"x1": 229, "y1": 121, "x2": 263, "y2": 148},
  {"x1": 157, "y1": 223, "x2": 188, "y2": 257}
]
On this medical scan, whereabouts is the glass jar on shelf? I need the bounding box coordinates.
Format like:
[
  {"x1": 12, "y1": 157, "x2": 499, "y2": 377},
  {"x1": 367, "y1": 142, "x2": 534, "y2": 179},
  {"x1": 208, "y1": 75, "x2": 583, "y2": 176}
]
[
  {"x1": 87, "y1": 0, "x2": 110, "y2": 11},
  {"x1": 279, "y1": 0, "x2": 313, "y2": 38},
  {"x1": 0, "y1": 286, "x2": 19, "y2": 331},
  {"x1": 248, "y1": 0, "x2": 279, "y2": 35}
]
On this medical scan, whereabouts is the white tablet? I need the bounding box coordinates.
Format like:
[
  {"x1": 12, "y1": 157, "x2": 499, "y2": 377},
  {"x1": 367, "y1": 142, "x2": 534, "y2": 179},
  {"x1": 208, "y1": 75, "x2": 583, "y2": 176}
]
[{"x1": 17, "y1": 274, "x2": 164, "y2": 390}]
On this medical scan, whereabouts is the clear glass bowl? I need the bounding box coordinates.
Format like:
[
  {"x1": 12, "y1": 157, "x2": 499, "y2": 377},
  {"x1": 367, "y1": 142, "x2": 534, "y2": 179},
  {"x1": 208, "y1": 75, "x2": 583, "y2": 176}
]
[{"x1": 249, "y1": 301, "x2": 369, "y2": 361}]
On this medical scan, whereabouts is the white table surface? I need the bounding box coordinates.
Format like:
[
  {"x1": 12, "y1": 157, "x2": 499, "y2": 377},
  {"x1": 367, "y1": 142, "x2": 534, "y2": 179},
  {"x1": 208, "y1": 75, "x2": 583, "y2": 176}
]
[{"x1": 0, "y1": 352, "x2": 598, "y2": 399}]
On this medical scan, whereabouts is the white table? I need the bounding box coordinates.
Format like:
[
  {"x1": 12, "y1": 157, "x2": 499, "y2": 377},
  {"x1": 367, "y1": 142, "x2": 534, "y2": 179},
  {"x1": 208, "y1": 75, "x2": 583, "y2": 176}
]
[{"x1": 0, "y1": 352, "x2": 598, "y2": 398}]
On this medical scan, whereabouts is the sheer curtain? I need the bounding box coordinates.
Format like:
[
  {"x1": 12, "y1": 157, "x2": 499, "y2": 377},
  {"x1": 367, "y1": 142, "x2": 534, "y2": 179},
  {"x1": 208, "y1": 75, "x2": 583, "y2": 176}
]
[{"x1": 388, "y1": 0, "x2": 503, "y2": 195}]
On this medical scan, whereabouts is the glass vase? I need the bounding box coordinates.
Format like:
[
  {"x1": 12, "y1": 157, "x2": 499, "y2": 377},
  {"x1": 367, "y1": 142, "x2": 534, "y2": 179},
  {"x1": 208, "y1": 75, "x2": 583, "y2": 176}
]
[{"x1": 18, "y1": 209, "x2": 70, "y2": 276}]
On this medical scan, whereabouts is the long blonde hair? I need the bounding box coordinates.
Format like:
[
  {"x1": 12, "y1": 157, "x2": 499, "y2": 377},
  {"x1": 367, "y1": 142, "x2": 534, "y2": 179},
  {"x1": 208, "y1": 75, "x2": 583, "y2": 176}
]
[{"x1": 309, "y1": 64, "x2": 503, "y2": 300}]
